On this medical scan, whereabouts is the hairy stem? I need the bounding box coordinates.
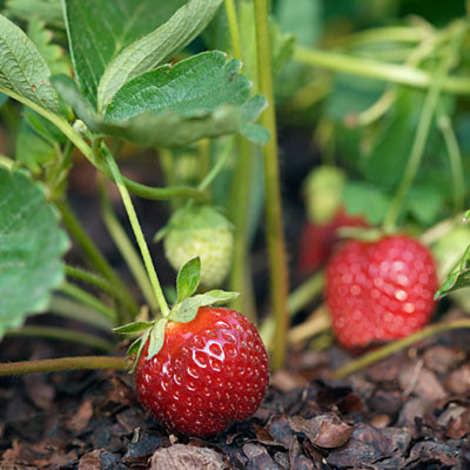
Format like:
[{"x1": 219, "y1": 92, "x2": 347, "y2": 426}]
[
  {"x1": 254, "y1": 0, "x2": 289, "y2": 369},
  {"x1": 5, "y1": 326, "x2": 114, "y2": 352},
  {"x1": 334, "y1": 319, "x2": 470, "y2": 379},
  {"x1": 0, "y1": 356, "x2": 127, "y2": 376},
  {"x1": 103, "y1": 148, "x2": 169, "y2": 317},
  {"x1": 224, "y1": 0, "x2": 242, "y2": 61},
  {"x1": 98, "y1": 176, "x2": 159, "y2": 314}
]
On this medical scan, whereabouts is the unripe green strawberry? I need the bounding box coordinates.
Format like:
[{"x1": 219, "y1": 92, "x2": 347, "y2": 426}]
[
  {"x1": 432, "y1": 226, "x2": 470, "y2": 311},
  {"x1": 303, "y1": 166, "x2": 345, "y2": 224},
  {"x1": 164, "y1": 206, "x2": 233, "y2": 287}
]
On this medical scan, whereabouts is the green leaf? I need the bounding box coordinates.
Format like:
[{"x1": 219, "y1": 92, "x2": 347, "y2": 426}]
[
  {"x1": 405, "y1": 185, "x2": 443, "y2": 226},
  {"x1": 276, "y1": 0, "x2": 322, "y2": 46},
  {"x1": 113, "y1": 320, "x2": 155, "y2": 335},
  {"x1": 28, "y1": 17, "x2": 70, "y2": 76},
  {"x1": 62, "y1": 0, "x2": 186, "y2": 108},
  {"x1": 16, "y1": 114, "x2": 58, "y2": 174},
  {"x1": 0, "y1": 93, "x2": 7, "y2": 108},
  {"x1": 435, "y1": 244, "x2": 470, "y2": 299},
  {"x1": 97, "y1": 0, "x2": 224, "y2": 111},
  {"x1": 0, "y1": 14, "x2": 60, "y2": 113},
  {"x1": 0, "y1": 167, "x2": 69, "y2": 338},
  {"x1": 146, "y1": 318, "x2": 167, "y2": 360},
  {"x1": 169, "y1": 290, "x2": 239, "y2": 323},
  {"x1": 342, "y1": 181, "x2": 391, "y2": 225},
  {"x1": 5, "y1": 0, "x2": 63, "y2": 27},
  {"x1": 105, "y1": 52, "x2": 250, "y2": 120},
  {"x1": 360, "y1": 89, "x2": 423, "y2": 189},
  {"x1": 129, "y1": 327, "x2": 150, "y2": 372},
  {"x1": 326, "y1": 74, "x2": 386, "y2": 121},
  {"x1": 53, "y1": 53, "x2": 267, "y2": 147},
  {"x1": 176, "y1": 257, "x2": 201, "y2": 303}
]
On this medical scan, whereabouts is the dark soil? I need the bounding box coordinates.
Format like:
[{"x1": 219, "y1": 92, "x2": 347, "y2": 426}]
[{"x1": 2, "y1": 319, "x2": 470, "y2": 469}]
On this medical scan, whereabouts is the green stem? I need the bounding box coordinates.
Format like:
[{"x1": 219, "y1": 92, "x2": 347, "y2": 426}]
[
  {"x1": 60, "y1": 282, "x2": 118, "y2": 322},
  {"x1": 225, "y1": 0, "x2": 257, "y2": 319},
  {"x1": 334, "y1": 319, "x2": 470, "y2": 379},
  {"x1": 294, "y1": 46, "x2": 470, "y2": 95},
  {"x1": 5, "y1": 326, "x2": 114, "y2": 352},
  {"x1": 229, "y1": 138, "x2": 257, "y2": 319},
  {"x1": 287, "y1": 272, "x2": 325, "y2": 315},
  {"x1": 103, "y1": 148, "x2": 170, "y2": 318},
  {"x1": 56, "y1": 200, "x2": 135, "y2": 310},
  {"x1": 0, "y1": 356, "x2": 127, "y2": 376},
  {"x1": 332, "y1": 25, "x2": 427, "y2": 48},
  {"x1": 383, "y1": 29, "x2": 464, "y2": 231},
  {"x1": 260, "y1": 272, "x2": 325, "y2": 347},
  {"x1": 65, "y1": 265, "x2": 139, "y2": 316},
  {"x1": 98, "y1": 177, "x2": 159, "y2": 314},
  {"x1": 199, "y1": 139, "x2": 233, "y2": 191},
  {"x1": 49, "y1": 296, "x2": 112, "y2": 330},
  {"x1": 198, "y1": 138, "x2": 211, "y2": 185},
  {"x1": 224, "y1": 0, "x2": 242, "y2": 60},
  {"x1": 254, "y1": 0, "x2": 289, "y2": 370},
  {"x1": 438, "y1": 112, "x2": 465, "y2": 213}
]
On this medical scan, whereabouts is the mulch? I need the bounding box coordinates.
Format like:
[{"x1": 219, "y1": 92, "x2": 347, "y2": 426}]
[{"x1": 2, "y1": 317, "x2": 470, "y2": 469}]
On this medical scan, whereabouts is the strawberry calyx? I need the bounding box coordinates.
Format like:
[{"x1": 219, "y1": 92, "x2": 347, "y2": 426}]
[{"x1": 114, "y1": 256, "x2": 239, "y2": 371}]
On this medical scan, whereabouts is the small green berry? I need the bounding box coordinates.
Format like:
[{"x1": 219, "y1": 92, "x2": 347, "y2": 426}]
[
  {"x1": 303, "y1": 166, "x2": 345, "y2": 224},
  {"x1": 164, "y1": 206, "x2": 233, "y2": 287}
]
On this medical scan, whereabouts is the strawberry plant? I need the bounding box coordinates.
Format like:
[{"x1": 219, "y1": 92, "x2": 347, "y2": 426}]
[{"x1": 3, "y1": 0, "x2": 470, "y2": 466}]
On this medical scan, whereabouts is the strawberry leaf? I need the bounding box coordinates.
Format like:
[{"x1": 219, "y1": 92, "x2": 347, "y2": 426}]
[
  {"x1": 169, "y1": 290, "x2": 239, "y2": 323},
  {"x1": 435, "y1": 244, "x2": 470, "y2": 299},
  {"x1": 113, "y1": 321, "x2": 155, "y2": 335},
  {"x1": 146, "y1": 318, "x2": 167, "y2": 360},
  {"x1": 129, "y1": 327, "x2": 151, "y2": 373},
  {"x1": 176, "y1": 257, "x2": 201, "y2": 303}
]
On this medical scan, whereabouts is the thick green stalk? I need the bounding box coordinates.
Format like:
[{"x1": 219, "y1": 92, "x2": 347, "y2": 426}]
[
  {"x1": 60, "y1": 282, "x2": 118, "y2": 322},
  {"x1": 438, "y1": 112, "x2": 465, "y2": 213},
  {"x1": 65, "y1": 265, "x2": 139, "y2": 315},
  {"x1": 5, "y1": 326, "x2": 114, "y2": 352},
  {"x1": 334, "y1": 319, "x2": 470, "y2": 379},
  {"x1": 224, "y1": 0, "x2": 242, "y2": 60},
  {"x1": 294, "y1": 46, "x2": 470, "y2": 95},
  {"x1": 104, "y1": 149, "x2": 169, "y2": 318},
  {"x1": 224, "y1": 0, "x2": 256, "y2": 318},
  {"x1": 384, "y1": 29, "x2": 464, "y2": 231},
  {"x1": 254, "y1": 0, "x2": 289, "y2": 369},
  {"x1": 0, "y1": 356, "x2": 127, "y2": 376},
  {"x1": 98, "y1": 179, "x2": 159, "y2": 314}
]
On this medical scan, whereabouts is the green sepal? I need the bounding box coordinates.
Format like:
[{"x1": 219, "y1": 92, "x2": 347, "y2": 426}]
[
  {"x1": 113, "y1": 320, "x2": 155, "y2": 335},
  {"x1": 176, "y1": 257, "x2": 201, "y2": 303},
  {"x1": 435, "y1": 244, "x2": 470, "y2": 300},
  {"x1": 146, "y1": 318, "x2": 168, "y2": 360},
  {"x1": 169, "y1": 290, "x2": 239, "y2": 323},
  {"x1": 128, "y1": 327, "x2": 151, "y2": 374}
]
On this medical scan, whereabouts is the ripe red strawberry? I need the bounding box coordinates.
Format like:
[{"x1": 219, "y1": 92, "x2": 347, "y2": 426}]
[
  {"x1": 326, "y1": 235, "x2": 438, "y2": 348},
  {"x1": 135, "y1": 307, "x2": 269, "y2": 436},
  {"x1": 298, "y1": 207, "x2": 368, "y2": 275}
]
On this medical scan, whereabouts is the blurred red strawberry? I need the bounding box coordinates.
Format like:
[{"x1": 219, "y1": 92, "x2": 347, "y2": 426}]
[{"x1": 298, "y1": 207, "x2": 368, "y2": 275}]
